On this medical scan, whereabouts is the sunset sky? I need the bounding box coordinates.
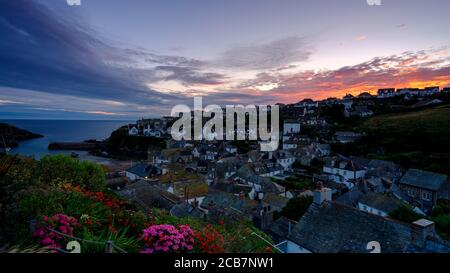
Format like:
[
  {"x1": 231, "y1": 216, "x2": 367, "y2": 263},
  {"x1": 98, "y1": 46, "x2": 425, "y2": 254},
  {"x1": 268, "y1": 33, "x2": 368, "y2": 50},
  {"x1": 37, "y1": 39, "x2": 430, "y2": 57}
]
[{"x1": 1, "y1": 0, "x2": 450, "y2": 119}]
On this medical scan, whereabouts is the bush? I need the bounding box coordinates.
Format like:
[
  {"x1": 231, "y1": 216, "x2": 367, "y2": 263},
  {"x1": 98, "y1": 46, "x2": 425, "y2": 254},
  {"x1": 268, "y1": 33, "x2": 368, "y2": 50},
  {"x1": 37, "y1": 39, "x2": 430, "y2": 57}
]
[
  {"x1": 140, "y1": 224, "x2": 195, "y2": 253},
  {"x1": 39, "y1": 155, "x2": 106, "y2": 191},
  {"x1": 32, "y1": 214, "x2": 79, "y2": 249},
  {"x1": 389, "y1": 206, "x2": 423, "y2": 223},
  {"x1": 194, "y1": 224, "x2": 225, "y2": 253}
]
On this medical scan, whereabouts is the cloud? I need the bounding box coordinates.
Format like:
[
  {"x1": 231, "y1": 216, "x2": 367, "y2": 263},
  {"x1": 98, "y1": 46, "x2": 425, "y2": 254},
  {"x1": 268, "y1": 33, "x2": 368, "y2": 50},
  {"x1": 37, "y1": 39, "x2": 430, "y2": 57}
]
[
  {"x1": 0, "y1": 99, "x2": 24, "y2": 105},
  {"x1": 214, "y1": 36, "x2": 313, "y2": 70},
  {"x1": 355, "y1": 35, "x2": 368, "y2": 41},
  {"x1": 239, "y1": 48, "x2": 450, "y2": 102},
  {"x1": 0, "y1": 0, "x2": 206, "y2": 114},
  {"x1": 149, "y1": 66, "x2": 227, "y2": 87}
]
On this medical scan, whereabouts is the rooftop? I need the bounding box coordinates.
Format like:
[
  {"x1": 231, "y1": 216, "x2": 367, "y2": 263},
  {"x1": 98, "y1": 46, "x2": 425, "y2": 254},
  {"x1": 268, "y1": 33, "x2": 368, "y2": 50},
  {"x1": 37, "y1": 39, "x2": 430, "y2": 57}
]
[{"x1": 399, "y1": 169, "x2": 448, "y2": 191}]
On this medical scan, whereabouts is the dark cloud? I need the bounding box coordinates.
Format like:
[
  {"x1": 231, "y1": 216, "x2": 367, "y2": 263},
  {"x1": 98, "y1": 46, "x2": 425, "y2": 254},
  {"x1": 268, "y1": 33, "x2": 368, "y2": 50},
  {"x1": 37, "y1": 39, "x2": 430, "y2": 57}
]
[
  {"x1": 0, "y1": 0, "x2": 211, "y2": 110},
  {"x1": 150, "y1": 66, "x2": 226, "y2": 86},
  {"x1": 215, "y1": 36, "x2": 313, "y2": 70}
]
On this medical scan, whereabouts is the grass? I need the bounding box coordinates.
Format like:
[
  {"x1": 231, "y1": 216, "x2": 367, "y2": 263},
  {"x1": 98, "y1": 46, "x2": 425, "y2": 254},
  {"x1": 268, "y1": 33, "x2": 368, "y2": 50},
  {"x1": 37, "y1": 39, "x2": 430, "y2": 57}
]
[{"x1": 356, "y1": 104, "x2": 450, "y2": 174}]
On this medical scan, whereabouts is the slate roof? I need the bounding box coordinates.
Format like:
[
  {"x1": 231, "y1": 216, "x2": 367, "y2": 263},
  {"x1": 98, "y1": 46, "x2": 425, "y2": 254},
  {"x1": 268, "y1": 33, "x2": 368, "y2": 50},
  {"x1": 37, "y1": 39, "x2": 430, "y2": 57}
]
[
  {"x1": 126, "y1": 163, "x2": 161, "y2": 178},
  {"x1": 266, "y1": 217, "x2": 297, "y2": 244},
  {"x1": 399, "y1": 169, "x2": 448, "y2": 191},
  {"x1": 263, "y1": 193, "x2": 290, "y2": 211},
  {"x1": 358, "y1": 192, "x2": 404, "y2": 214},
  {"x1": 200, "y1": 189, "x2": 258, "y2": 217},
  {"x1": 170, "y1": 203, "x2": 204, "y2": 219},
  {"x1": 118, "y1": 180, "x2": 176, "y2": 211},
  {"x1": 287, "y1": 201, "x2": 413, "y2": 253},
  {"x1": 210, "y1": 182, "x2": 252, "y2": 195},
  {"x1": 335, "y1": 190, "x2": 364, "y2": 207}
]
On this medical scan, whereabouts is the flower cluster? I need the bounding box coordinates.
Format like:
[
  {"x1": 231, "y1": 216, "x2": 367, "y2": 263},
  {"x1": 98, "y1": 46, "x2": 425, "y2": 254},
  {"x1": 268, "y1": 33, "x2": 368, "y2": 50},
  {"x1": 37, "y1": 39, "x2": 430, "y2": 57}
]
[
  {"x1": 194, "y1": 224, "x2": 225, "y2": 253},
  {"x1": 61, "y1": 183, "x2": 125, "y2": 209},
  {"x1": 140, "y1": 224, "x2": 194, "y2": 253},
  {"x1": 32, "y1": 213, "x2": 79, "y2": 249}
]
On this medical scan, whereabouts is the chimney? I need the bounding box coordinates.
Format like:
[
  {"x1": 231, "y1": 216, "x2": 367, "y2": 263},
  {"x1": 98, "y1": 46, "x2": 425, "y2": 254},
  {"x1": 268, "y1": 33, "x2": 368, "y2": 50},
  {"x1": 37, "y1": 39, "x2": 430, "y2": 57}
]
[
  {"x1": 313, "y1": 186, "x2": 332, "y2": 205},
  {"x1": 411, "y1": 219, "x2": 436, "y2": 248}
]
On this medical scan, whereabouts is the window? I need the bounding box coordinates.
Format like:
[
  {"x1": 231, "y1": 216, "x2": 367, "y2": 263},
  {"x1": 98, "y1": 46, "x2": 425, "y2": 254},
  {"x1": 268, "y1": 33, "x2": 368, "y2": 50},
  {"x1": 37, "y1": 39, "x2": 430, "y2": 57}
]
[{"x1": 422, "y1": 192, "x2": 432, "y2": 201}]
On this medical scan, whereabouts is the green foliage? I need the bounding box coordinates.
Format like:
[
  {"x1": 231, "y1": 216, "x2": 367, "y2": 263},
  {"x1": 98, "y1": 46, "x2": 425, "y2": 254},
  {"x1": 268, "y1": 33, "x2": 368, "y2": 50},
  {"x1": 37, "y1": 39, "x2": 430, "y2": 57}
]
[
  {"x1": 230, "y1": 140, "x2": 257, "y2": 154},
  {"x1": 79, "y1": 227, "x2": 141, "y2": 253},
  {"x1": 274, "y1": 196, "x2": 313, "y2": 221},
  {"x1": 0, "y1": 154, "x2": 275, "y2": 253},
  {"x1": 389, "y1": 206, "x2": 423, "y2": 223},
  {"x1": 39, "y1": 154, "x2": 106, "y2": 191},
  {"x1": 108, "y1": 129, "x2": 166, "y2": 159},
  {"x1": 431, "y1": 200, "x2": 450, "y2": 240},
  {"x1": 357, "y1": 104, "x2": 450, "y2": 175},
  {"x1": 274, "y1": 176, "x2": 314, "y2": 191}
]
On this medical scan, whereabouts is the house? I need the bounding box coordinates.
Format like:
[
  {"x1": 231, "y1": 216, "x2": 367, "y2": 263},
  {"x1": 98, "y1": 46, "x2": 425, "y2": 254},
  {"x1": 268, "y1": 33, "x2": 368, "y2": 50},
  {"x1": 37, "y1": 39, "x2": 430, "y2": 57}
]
[
  {"x1": 323, "y1": 158, "x2": 366, "y2": 183},
  {"x1": 266, "y1": 217, "x2": 297, "y2": 244},
  {"x1": 169, "y1": 202, "x2": 205, "y2": 219},
  {"x1": 118, "y1": 180, "x2": 178, "y2": 212},
  {"x1": 279, "y1": 188, "x2": 450, "y2": 253},
  {"x1": 295, "y1": 98, "x2": 318, "y2": 108},
  {"x1": 421, "y1": 86, "x2": 440, "y2": 96},
  {"x1": 174, "y1": 150, "x2": 193, "y2": 163},
  {"x1": 263, "y1": 193, "x2": 290, "y2": 212},
  {"x1": 128, "y1": 125, "x2": 139, "y2": 136},
  {"x1": 398, "y1": 169, "x2": 449, "y2": 212},
  {"x1": 412, "y1": 98, "x2": 443, "y2": 108},
  {"x1": 275, "y1": 150, "x2": 295, "y2": 170},
  {"x1": 363, "y1": 158, "x2": 404, "y2": 185},
  {"x1": 283, "y1": 120, "x2": 301, "y2": 135},
  {"x1": 345, "y1": 105, "x2": 373, "y2": 118},
  {"x1": 224, "y1": 144, "x2": 238, "y2": 154},
  {"x1": 200, "y1": 189, "x2": 259, "y2": 223},
  {"x1": 357, "y1": 192, "x2": 404, "y2": 217},
  {"x1": 282, "y1": 139, "x2": 298, "y2": 150},
  {"x1": 397, "y1": 88, "x2": 420, "y2": 97},
  {"x1": 377, "y1": 88, "x2": 396, "y2": 98},
  {"x1": 340, "y1": 97, "x2": 354, "y2": 109},
  {"x1": 343, "y1": 94, "x2": 354, "y2": 100},
  {"x1": 334, "y1": 131, "x2": 362, "y2": 143},
  {"x1": 126, "y1": 163, "x2": 162, "y2": 181},
  {"x1": 358, "y1": 92, "x2": 374, "y2": 99},
  {"x1": 312, "y1": 143, "x2": 331, "y2": 157}
]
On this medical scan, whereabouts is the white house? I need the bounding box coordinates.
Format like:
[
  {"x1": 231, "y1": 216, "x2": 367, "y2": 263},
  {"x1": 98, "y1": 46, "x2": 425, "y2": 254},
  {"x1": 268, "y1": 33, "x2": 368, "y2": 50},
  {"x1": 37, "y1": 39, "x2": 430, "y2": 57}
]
[
  {"x1": 276, "y1": 151, "x2": 296, "y2": 170},
  {"x1": 128, "y1": 126, "x2": 139, "y2": 136},
  {"x1": 282, "y1": 140, "x2": 298, "y2": 150},
  {"x1": 377, "y1": 88, "x2": 396, "y2": 98},
  {"x1": 323, "y1": 159, "x2": 366, "y2": 182},
  {"x1": 283, "y1": 121, "x2": 301, "y2": 135},
  {"x1": 357, "y1": 193, "x2": 403, "y2": 217}
]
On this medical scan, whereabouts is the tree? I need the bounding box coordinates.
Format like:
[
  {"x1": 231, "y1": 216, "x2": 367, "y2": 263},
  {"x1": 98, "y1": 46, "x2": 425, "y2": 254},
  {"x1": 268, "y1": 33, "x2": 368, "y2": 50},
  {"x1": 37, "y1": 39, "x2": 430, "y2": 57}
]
[
  {"x1": 389, "y1": 206, "x2": 422, "y2": 223},
  {"x1": 274, "y1": 196, "x2": 313, "y2": 221}
]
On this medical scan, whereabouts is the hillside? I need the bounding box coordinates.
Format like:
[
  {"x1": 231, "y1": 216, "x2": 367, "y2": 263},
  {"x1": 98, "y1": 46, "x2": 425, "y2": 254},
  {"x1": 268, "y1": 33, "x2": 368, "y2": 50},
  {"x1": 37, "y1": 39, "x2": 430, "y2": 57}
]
[
  {"x1": 0, "y1": 123, "x2": 43, "y2": 148},
  {"x1": 360, "y1": 104, "x2": 450, "y2": 174}
]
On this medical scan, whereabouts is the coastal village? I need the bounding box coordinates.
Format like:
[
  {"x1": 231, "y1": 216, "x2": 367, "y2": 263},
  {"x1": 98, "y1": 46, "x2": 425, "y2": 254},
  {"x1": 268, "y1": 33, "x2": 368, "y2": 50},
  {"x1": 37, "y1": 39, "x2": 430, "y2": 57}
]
[{"x1": 95, "y1": 86, "x2": 450, "y2": 253}]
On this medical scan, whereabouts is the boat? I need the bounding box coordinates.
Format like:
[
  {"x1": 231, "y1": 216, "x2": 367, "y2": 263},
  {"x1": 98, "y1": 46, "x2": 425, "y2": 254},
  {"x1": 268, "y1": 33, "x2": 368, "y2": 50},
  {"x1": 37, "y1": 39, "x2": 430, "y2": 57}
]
[{"x1": 70, "y1": 152, "x2": 79, "y2": 158}]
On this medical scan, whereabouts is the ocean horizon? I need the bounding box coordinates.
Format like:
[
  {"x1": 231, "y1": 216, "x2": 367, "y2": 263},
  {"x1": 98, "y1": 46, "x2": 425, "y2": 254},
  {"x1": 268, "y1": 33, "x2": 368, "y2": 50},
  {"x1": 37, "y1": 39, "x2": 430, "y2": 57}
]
[{"x1": 1, "y1": 119, "x2": 132, "y2": 159}]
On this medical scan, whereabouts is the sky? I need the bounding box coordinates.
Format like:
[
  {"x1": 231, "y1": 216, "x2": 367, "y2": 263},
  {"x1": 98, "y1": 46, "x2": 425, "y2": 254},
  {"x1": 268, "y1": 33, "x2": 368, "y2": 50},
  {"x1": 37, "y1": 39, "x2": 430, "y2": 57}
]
[{"x1": 1, "y1": 0, "x2": 450, "y2": 119}]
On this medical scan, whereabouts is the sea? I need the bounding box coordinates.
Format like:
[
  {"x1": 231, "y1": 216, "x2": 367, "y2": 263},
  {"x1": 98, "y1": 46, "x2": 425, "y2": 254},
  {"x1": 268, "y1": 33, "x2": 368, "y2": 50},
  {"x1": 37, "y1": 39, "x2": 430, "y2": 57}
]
[{"x1": 0, "y1": 120, "x2": 131, "y2": 161}]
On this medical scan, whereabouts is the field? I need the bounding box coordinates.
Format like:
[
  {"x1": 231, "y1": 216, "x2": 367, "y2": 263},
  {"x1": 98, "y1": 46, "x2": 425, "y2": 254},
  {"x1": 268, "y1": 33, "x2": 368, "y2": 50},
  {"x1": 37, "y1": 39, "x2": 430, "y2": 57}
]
[{"x1": 333, "y1": 104, "x2": 450, "y2": 175}]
